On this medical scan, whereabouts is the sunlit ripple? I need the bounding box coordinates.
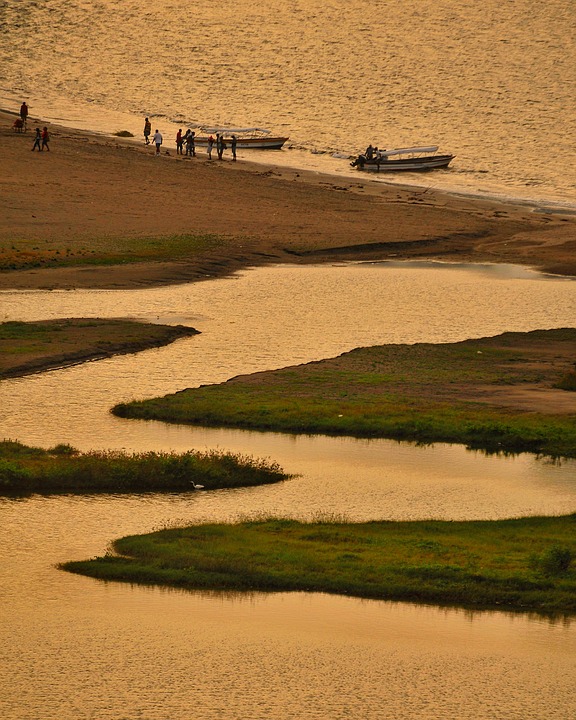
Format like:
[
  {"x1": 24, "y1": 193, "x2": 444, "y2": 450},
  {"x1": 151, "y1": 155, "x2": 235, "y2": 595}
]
[{"x1": 1, "y1": 0, "x2": 575, "y2": 206}]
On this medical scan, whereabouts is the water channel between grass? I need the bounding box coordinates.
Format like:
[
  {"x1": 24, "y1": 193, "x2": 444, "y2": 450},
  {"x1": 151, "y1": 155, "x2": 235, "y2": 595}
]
[{"x1": 2, "y1": 262, "x2": 576, "y2": 719}]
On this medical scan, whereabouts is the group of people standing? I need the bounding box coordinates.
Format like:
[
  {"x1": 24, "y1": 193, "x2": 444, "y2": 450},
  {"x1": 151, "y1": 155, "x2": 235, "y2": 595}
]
[
  {"x1": 175, "y1": 128, "x2": 197, "y2": 157},
  {"x1": 203, "y1": 132, "x2": 236, "y2": 161},
  {"x1": 18, "y1": 101, "x2": 51, "y2": 151},
  {"x1": 144, "y1": 117, "x2": 237, "y2": 161}
]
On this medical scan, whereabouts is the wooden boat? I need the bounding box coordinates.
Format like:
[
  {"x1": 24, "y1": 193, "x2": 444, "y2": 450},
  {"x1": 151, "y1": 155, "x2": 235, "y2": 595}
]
[
  {"x1": 193, "y1": 127, "x2": 288, "y2": 150},
  {"x1": 350, "y1": 145, "x2": 454, "y2": 171}
]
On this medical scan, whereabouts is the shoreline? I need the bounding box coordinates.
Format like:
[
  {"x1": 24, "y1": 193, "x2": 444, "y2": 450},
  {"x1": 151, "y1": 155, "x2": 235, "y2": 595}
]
[
  {"x1": 0, "y1": 319, "x2": 200, "y2": 380},
  {"x1": 2, "y1": 108, "x2": 576, "y2": 291}
]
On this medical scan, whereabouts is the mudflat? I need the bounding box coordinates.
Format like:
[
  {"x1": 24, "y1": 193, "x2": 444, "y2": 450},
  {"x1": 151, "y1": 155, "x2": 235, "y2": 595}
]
[
  {"x1": 2, "y1": 108, "x2": 576, "y2": 291},
  {"x1": 0, "y1": 319, "x2": 199, "y2": 378}
]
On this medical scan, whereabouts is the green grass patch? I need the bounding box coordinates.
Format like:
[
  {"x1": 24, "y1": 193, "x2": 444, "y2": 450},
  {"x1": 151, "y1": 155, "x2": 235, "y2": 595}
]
[
  {"x1": 0, "y1": 440, "x2": 287, "y2": 496},
  {"x1": 62, "y1": 514, "x2": 576, "y2": 615},
  {"x1": 113, "y1": 328, "x2": 576, "y2": 458},
  {"x1": 0, "y1": 233, "x2": 226, "y2": 271}
]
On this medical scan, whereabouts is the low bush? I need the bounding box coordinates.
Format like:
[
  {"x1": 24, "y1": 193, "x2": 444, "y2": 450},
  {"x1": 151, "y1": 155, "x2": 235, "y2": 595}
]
[{"x1": 534, "y1": 546, "x2": 573, "y2": 576}]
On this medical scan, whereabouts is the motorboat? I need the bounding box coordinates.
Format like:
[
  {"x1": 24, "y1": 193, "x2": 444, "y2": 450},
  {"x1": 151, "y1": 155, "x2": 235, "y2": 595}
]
[
  {"x1": 193, "y1": 127, "x2": 288, "y2": 150},
  {"x1": 350, "y1": 145, "x2": 454, "y2": 171}
]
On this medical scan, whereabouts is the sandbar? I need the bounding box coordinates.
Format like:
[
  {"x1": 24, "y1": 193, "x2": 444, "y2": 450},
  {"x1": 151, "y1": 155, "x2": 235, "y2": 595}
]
[{"x1": 2, "y1": 108, "x2": 575, "y2": 291}]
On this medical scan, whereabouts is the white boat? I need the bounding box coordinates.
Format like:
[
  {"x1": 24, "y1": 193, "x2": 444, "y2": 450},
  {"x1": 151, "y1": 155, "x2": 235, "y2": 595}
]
[
  {"x1": 350, "y1": 145, "x2": 454, "y2": 171},
  {"x1": 193, "y1": 127, "x2": 288, "y2": 150}
]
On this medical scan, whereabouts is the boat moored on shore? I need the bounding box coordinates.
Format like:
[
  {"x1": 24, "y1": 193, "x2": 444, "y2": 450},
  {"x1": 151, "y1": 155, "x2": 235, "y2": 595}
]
[
  {"x1": 193, "y1": 127, "x2": 288, "y2": 150},
  {"x1": 351, "y1": 145, "x2": 454, "y2": 171}
]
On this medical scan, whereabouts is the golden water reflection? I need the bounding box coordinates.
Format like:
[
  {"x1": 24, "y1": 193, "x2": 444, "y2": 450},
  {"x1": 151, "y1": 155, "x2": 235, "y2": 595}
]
[{"x1": 1, "y1": 263, "x2": 576, "y2": 719}]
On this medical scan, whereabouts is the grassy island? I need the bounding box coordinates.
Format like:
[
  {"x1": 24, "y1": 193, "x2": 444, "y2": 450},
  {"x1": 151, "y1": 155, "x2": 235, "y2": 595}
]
[
  {"x1": 0, "y1": 318, "x2": 199, "y2": 378},
  {"x1": 62, "y1": 514, "x2": 576, "y2": 615},
  {"x1": 0, "y1": 440, "x2": 287, "y2": 496},
  {"x1": 113, "y1": 328, "x2": 576, "y2": 458}
]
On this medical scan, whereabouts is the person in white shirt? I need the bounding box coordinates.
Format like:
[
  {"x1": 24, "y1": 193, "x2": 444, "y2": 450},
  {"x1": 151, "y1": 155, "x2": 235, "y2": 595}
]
[{"x1": 152, "y1": 129, "x2": 163, "y2": 155}]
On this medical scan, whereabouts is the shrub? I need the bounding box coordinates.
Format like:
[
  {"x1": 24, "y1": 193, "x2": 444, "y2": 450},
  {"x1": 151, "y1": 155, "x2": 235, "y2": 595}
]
[{"x1": 535, "y1": 546, "x2": 573, "y2": 576}]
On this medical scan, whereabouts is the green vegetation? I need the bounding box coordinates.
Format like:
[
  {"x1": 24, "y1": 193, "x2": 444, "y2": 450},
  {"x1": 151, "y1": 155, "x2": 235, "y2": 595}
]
[
  {"x1": 0, "y1": 318, "x2": 199, "y2": 378},
  {"x1": 0, "y1": 232, "x2": 225, "y2": 271},
  {"x1": 113, "y1": 328, "x2": 576, "y2": 458},
  {"x1": 62, "y1": 514, "x2": 576, "y2": 615},
  {"x1": 0, "y1": 440, "x2": 287, "y2": 496},
  {"x1": 113, "y1": 130, "x2": 134, "y2": 137}
]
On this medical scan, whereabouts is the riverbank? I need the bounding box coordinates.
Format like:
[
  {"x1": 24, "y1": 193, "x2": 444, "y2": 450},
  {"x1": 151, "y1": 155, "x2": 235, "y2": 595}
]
[
  {"x1": 0, "y1": 319, "x2": 199, "y2": 378},
  {"x1": 62, "y1": 515, "x2": 576, "y2": 615},
  {"x1": 2, "y1": 108, "x2": 576, "y2": 291},
  {"x1": 113, "y1": 329, "x2": 576, "y2": 459}
]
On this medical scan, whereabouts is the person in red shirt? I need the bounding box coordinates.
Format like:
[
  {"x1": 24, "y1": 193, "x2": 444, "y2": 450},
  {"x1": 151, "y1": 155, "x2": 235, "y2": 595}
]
[
  {"x1": 176, "y1": 128, "x2": 183, "y2": 155},
  {"x1": 41, "y1": 126, "x2": 50, "y2": 151}
]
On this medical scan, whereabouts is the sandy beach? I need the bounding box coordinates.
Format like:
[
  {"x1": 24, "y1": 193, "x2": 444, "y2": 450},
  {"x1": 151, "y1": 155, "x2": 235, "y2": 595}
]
[{"x1": 1, "y1": 108, "x2": 575, "y2": 291}]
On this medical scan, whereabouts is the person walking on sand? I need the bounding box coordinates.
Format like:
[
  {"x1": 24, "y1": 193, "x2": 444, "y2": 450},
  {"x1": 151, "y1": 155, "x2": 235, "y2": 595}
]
[
  {"x1": 231, "y1": 134, "x2": 237, "y2": 162},
  {"x1": 143, "y1": 117, "x2": 152, "y2": 144},
  {"x1": 176, "y1": 128, "x2": 183, "y2": 155},
  {"x1": 207, "y1": 134, "x2": 214, "y2": 159},
  {"x1": 216, "y1": 133, "x2": 226, "y2": 160},
  {"x1": 31, "y1": 127, "x2": 42, "y2": 151},
  {"x1": 41, "y1": 126, "x2": 50, "y2": 151},
  {"x1": 20, "y1": 101, "x2": 29, "y2": 129},
  {"x1": 152, "y1": 129, "x2": 163, "y2": 155}
]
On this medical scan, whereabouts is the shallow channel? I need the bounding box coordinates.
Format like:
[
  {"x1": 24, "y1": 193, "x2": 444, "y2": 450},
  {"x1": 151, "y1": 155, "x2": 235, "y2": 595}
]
[{"x1": 1, "y1": 262, "x2": 576, "y2": 719}]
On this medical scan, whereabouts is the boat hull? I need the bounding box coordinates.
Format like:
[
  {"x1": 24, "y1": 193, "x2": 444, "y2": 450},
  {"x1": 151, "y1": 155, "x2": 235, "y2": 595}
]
[
  {"x1": 353, "y1": 154, "x2": 454, "y2": 172},
  {"x1": 193, "y1": 136, "x2": 288, "y2": 150}
]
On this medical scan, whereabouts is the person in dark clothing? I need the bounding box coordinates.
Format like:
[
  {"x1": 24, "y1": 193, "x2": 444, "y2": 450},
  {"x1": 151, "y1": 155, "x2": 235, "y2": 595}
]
[
  {"x1": 143, "y1": 117, "x2": 151, "y2": 144},
  {"x1": 20, "y1": 102, "x2": 29, "y2": 128},
  {"x1": 216, "y1": 133, "x2": 226, "y2": 160},
  {"x1": 31, "y1": 127, "x2": 42, "y2": 151}
]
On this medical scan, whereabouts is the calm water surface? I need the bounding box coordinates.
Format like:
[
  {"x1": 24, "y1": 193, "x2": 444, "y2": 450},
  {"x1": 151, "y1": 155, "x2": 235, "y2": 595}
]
[
  {"x1": 1, "y1": 263, "x2": 576, "y2": 719},
  {"x1": 1, "y1": 0, "x2": 575, "y2": 206}
]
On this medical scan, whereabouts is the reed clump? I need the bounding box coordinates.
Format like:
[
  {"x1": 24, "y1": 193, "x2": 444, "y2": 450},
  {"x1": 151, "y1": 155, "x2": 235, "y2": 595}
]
[
  {"x1": 0, "y1": 440, "x2": 287, "y2": 496},
  {"x1": 62, "y1": 514, "x2": 576, "y2": 615}
]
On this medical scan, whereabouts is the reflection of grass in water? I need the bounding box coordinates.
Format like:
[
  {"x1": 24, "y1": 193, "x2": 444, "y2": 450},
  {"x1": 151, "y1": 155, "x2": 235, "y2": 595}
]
[
  {"x1": 0, "y1": 440, "x2": 287, "y2": 496},
  {"x1": 62, "y1": 514, "x2": 576, "y2": 615},
  {"x1": 113, "y1": 328, "x2": 576, "y2": 459},
  {"x1": 0, "y1": 233, "x2": 226, "y2": 270}
]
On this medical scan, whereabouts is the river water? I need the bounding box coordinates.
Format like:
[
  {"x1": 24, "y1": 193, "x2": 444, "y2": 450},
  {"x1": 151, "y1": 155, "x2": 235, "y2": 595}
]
[
  {"x1": 1, "y1": 0, "x2": 575, "y2": 208},
  {"x1": 1, "y1": 262, "x2": 576, "y2": 719}
]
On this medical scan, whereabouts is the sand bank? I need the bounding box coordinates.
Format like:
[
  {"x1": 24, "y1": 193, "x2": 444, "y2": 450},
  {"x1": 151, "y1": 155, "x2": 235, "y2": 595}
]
[{"x1": 1, "y1": 109, "x2": 575, "y2": 290}]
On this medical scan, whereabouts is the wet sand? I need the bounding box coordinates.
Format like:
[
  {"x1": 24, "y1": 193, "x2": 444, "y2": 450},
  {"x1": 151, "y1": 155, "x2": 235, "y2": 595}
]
[{"x1": 1, "y1": 108, "x2": 575, "y2": 291}]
